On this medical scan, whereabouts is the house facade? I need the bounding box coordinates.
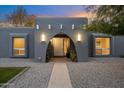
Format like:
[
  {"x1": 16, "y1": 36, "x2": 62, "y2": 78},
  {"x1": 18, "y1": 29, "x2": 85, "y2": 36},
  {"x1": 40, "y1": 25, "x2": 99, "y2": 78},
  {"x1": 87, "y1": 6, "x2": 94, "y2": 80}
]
[{"x1": 0, "y1": 17, "x2": 124, "y2": 62}]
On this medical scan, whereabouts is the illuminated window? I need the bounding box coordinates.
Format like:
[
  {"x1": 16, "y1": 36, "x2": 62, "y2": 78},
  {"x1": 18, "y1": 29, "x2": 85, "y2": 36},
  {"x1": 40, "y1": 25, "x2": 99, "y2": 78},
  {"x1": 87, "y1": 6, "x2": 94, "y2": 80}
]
[
  {"x1": 13, "y1": 38, "x2": 25, "y2": 56},
  {"x1": 95, "y1": 38, "x2": 110, "y2": 55}
]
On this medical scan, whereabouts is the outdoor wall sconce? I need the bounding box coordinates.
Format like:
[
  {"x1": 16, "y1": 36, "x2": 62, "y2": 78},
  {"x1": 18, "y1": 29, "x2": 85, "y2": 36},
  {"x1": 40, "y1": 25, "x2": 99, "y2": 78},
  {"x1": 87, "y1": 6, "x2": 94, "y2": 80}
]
[
  {"x1": 36, "y1": 24, "x2": 40, "y2": 30},
  {"x1": 41, "y1": 34, "x2": 46, "y2": 42},
  {"x1": 77, "y1": 33, "x2": 82, "y2": 42},
  {"x1": 72, "y1": 24, "x2": 75, "y2": 30},
  {"x1": 48, "y1": 24, "x2": 51, "y2": 30},
  {"x1": 60, "y1": 24, "x2": 63, "y2": 30}
]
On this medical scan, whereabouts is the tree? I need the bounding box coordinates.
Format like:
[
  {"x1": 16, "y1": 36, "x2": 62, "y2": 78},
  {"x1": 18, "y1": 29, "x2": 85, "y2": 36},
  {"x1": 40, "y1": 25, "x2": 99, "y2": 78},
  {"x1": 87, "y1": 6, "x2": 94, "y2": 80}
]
[
  {"x1": 7, "y1": 6, "x2": 27, "y2": 26},
  {"x1": 25, "y1": 15, "x2": 36, "y2": 27},
  {"x1": 86, "y1": 5, "x2": 124, "y2": 35}
]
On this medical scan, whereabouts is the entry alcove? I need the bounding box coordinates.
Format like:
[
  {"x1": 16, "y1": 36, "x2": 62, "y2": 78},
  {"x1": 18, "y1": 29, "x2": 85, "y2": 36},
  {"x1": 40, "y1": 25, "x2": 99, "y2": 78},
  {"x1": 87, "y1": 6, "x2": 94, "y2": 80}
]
[{"x1": 46, "y1": 33, "x2": 77, "y2": 62}]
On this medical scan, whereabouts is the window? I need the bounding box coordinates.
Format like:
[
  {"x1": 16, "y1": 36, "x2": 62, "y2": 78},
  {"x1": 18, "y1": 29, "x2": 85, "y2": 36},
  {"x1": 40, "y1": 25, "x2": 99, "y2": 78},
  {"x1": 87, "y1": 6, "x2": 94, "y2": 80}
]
[
  {"x1": 95, "y1": 38, "x2": 110, "y2": 56},
  {"x1": 13, "y1": 38, "x2": 25, "y2": 56},
  {"x1": 72, "y1": 24, "x2": 75, "y2": 30}
]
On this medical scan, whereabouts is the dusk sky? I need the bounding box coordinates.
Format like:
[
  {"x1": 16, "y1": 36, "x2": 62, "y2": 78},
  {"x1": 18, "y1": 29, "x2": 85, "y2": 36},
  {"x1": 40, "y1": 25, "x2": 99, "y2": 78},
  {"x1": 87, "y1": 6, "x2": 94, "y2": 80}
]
[{"x1": 0, "y1": 5, "x2": 89, "y2": 21}]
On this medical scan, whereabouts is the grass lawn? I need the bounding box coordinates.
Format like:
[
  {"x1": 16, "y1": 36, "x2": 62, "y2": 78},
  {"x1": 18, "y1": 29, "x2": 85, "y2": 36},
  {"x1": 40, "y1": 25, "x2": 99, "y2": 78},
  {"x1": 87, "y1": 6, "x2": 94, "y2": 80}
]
[{"x1": 0, "y1": 67, "x2": 27, "y2": 87}]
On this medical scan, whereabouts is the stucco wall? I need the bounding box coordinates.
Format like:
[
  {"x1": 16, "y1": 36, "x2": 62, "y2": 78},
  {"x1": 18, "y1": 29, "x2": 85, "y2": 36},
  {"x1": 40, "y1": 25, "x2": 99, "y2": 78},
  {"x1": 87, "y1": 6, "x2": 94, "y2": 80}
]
[
  {"x1": 0, "y1": 18, "x2": 124, "y2": 61},
  {"x1": 112, "y1": 36, "x2": 124, "y2": 57},
  {"x1": 34, "y1": 17, "x2": 89, "y2": 62},
  {"x1": 0, "y1": 27, "x2": 34, "y2": 58}
]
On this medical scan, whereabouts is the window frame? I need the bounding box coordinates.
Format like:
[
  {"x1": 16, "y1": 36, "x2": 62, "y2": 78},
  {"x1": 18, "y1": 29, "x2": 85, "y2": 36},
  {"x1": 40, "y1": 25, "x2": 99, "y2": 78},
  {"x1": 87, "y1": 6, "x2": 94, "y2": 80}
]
[
  {"x1": 10, "y1": 33, "x2": 28, "y2": 58},
  {"x1": 93, "y1": 35, "x2": 112, "y2": 57}
]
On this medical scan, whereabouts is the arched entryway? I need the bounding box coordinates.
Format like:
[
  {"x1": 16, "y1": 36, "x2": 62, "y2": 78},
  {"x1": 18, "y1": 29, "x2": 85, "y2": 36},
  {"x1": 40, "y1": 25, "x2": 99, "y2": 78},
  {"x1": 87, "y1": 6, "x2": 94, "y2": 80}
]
[{"x1": 46, "y1": 32, "x2": 77, "y2": 62}]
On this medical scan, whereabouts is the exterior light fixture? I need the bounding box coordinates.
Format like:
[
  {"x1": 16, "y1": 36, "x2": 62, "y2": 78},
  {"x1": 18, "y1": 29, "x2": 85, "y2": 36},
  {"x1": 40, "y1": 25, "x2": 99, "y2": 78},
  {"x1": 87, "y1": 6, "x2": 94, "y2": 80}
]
[
  {"x1": 72, "y1": 24, "x2": 75, "y2": 30},
  {"x1": 41, "y1": 34, "x2": 46, "y2": 42},
  {"x1": 36, "y1": 24, "x2": 40, "y2": 30},
  {"x1": 48, "y1": 24, "x2": 51, "y2": 30},
  {"x1": 77, "y1": 33, "x2": 82, "y2": 42},
  {"x1": 50, "y1": 39, "x2": 53, "y2": 42},
  {"x1": 60, "y1": 24, "x2": 63, "y2": 30}
]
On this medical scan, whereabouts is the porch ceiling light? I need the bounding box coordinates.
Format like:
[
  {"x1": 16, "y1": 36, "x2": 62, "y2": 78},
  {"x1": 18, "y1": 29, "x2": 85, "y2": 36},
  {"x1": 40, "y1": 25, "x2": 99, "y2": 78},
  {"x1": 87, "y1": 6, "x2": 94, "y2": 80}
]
[
  {"x1": 41, "y1": 34, "x2": 46, "y2": 42},
  {"x1": 36, "y1": 24, "x2": 40, "y2": 30}
]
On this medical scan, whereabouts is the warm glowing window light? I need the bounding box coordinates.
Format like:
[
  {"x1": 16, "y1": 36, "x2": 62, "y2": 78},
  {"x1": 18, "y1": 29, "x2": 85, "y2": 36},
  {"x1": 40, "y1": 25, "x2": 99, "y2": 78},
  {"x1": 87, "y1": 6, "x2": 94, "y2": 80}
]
[
  {"x1": 95, "y1": 38, "x2": 110, "y2": 55},
  {"x1": 13, "y1": 38, "x2": 25, "y2": 56}
]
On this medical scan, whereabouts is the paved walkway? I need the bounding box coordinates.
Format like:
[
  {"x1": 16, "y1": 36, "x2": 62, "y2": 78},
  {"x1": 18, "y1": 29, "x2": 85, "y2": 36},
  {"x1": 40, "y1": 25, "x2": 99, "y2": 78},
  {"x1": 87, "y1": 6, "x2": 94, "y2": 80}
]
[
  {"x1": 48, "y1": 63, "x2": 72, "y2": 88},
  {"x1": 0, "y1": 57, "x2": 124, "y2": 88},
  {"x1": 50, "y1": 57, "x2": 71, "y2": 62}
]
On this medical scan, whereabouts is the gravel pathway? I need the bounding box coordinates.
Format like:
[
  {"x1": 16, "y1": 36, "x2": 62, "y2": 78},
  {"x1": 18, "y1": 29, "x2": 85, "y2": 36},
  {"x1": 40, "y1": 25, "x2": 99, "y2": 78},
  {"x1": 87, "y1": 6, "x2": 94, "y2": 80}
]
[
  {"x1": 0, "y1": 58, "x2": 54, "y2": 88},
  {"x1": 0, "y1": 58, "x2": 42, "y2": 67},
  {"x1": 7, "y1": 63, "x2": 54, "y2": 88},
  {"x1": 67, "y1": 61, "x2": 124, "y2": 88}
]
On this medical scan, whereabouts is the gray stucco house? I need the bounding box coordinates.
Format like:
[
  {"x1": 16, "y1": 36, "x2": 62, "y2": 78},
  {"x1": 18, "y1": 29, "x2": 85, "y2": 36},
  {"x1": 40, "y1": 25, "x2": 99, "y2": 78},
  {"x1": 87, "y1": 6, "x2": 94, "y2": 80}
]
[{"x1": 0, "y1": 17, "x2": 124, "y2": 62}]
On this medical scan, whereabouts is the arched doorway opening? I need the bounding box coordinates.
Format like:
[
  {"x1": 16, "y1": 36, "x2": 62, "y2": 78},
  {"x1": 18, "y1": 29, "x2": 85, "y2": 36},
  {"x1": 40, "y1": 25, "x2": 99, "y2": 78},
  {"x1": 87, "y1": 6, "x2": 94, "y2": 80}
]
[{"x1": 46, "y1": 32, "x2": 77, "y2": 62}]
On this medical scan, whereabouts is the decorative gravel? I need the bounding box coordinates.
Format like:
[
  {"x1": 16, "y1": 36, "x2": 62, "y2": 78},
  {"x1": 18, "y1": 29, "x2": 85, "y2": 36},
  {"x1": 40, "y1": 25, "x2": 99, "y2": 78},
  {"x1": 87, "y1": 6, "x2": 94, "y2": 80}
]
[
  {"x1": 6, "y1": 63, "x2": 54, "y2": 88},
  {"x1": 1, "y1": 58, "x2": 124, "y2": 88},
  {"x1": 67, "y1": 61, "x2": 124, "y2": 88},
  {"x1": 0, "y1": 58, "x2": 42, "y2": 67},
  {"x1": 0, "y1": 58, "x2": 54, "y2": 88}
]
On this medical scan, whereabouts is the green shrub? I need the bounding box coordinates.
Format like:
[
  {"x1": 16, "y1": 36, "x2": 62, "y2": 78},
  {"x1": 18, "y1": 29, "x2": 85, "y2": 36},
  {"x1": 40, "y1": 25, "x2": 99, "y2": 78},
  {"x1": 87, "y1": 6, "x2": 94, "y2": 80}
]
[
  {"x1": 46, "y1": 42, "x2": 54, "y2": 62},
  {"x1": 70, "y1": 50, "x2": 77, "y2": 62},
  {"x1": 66, "y1": 48, "x2": 70, "y2": 58}
]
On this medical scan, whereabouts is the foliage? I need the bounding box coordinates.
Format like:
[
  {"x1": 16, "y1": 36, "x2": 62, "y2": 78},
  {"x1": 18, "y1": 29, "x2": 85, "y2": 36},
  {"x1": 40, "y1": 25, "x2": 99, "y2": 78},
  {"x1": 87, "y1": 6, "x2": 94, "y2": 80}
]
[
  {"x1": 6, "y1": 6, "x2": 36, "y2": 27},
  {"x1": 6, "y1": 6, "x2": 27, "y2": 26},
  {"x1": 70, "y1": 50, "x2": 77, "y2": 62},
  {"x1": 46, "y1": 42, "x2": 54, "y2": 62},
  {"x1": 86, "y1": 5, "x2": 124, "y2": 35},
  {"x1": 66, "y1": 47, "x2": 70, "y2": 58},
  {"x1": 69, "y1": 40, "x2": 77, "y2": 62},
  {"x1": 25, "y1": 15, "x2": 36, "y2": 27}
]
